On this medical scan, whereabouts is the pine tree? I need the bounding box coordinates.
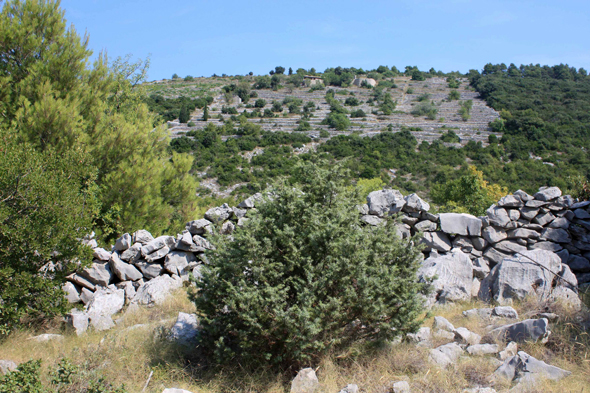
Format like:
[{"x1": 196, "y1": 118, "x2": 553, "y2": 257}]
[
  {"x1": 202, "y1": 105, "x2": 209, "y2": 121},
  {"x1": 0, "y1": 0, "x2": 199, "y2": 240},
  {"x1": 179, "y1": 105, "x2": 190, "y2": 123}
]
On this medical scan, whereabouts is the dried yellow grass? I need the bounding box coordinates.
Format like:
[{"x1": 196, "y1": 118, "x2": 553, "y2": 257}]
[{"x1": 0, "y1": 291, "x2": 589, "y2": 392}]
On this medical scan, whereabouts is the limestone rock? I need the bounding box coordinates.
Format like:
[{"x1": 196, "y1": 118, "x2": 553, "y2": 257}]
[
  {"x1": 407, "y1": 327, "x2": 432, "y2": 347},
  {"x1": 185, "y1": 218, "x2": 212, "y2": 235},
  {"x1": 169, "y1": 312, "x2": 199, "y2": 344},
  {"x1": 86, "y1": 288, "x2": 125, "y2": 330},
  {"x1": 540, "y1": 228, "x2": 571, "y2": 243},
  {"x1": 164, "y1": 251, "x2": 197, "y2": 276},
  {"x1": 132, "y1": 229, "x2": 154, "y2": 244},
  {"x1": 466, "y1": 344, "x2": 499, "y2": 356},
  {"x1": 361, "y1": 214, "x2": 383, "y2": 226},
  {"x1": 463, "y1": 308, "x2": 493, "y2": 319},
  {"x1": 116, "y1": 281, "x2": 136, "y2": 304},
  {"x1": 428, "y1": 342, "x2": 464, "y2": 368},
  {"x1": 494, "y1": 351, "x2": 570, "y2": 385},
  {"x1": 472, "y1": 258, "x2": 490, "y2": 280},
  {"x1": 414, "y1": 220, "x2": 437, "y2": 231},
  {"x1": 63, "y1": 282, "x2": 80, "y2": 303},
  {"x1": 493, "y1": 306, "x2": 518, "y2": 319},
  {"x1": 113, "y1": 233, "x2": 132, "y2": 252},
  {"x1": 454, "y1": 327, "x2": 481, "y2": 345},
  {"x1": 79, "y1": 262, "x2": 112, "y2": 287},
  {"x1": 421, "y1": 231, "x2": 452, "y2": 252},
  {"x1": 533, "y1": 211, "x2": 555, "y2": 226},
  {"x1": 391, "y1": 381, "x2": 410, "y2": 393},
  {"x1": 483, "y1": 250, "x2": 562, "y2": 304},
  {"x1": 493, "y1": 240, "x2": 527, "y2": 255},
  {"x1": 92, "y1": 247, "x2": 111, "y2": 261},
  {"x1": 141, "y1": 236, "x2": 176, "y2": 257},
  {"x1": 529, "y1": 241, "x2": 562, "y2": 252},
  {"x1": 0, "y1": 360, "x2": 17, "y2": 375},
  {"x1": 497, "y1": 195, "x2": 523, "y2": 208},
  {"x1": 418, "y1": 249, "x2": 473, "y2": 304},
  {"x1": 204, "y1": 203, "x2": 233, "y2": 223},
  {"x1": 237, "y1": 193, "x2": 262, "y2": 208},
  {"x1": 567, "y1": 255, "x2": 590, "y2": 272},
  {"x1": 486, "y1": 205, "x2": 511, "y2": 227},
  {"x1": 290, "y1": 368, "x2": 319, "y2": 393},
  {"x1": 135, "y1": 260, "x2": 163, "y2": 279},
  {"x1": 109, "y1": 252, "x2": 143, "y2": 281},
  {"x1": 549, "y1": 286, "x2": 582, "y2": 310},
  {"x1": 482, "y1": 226, "x2": 507, "y2": 244},
  {"x1": 367, "y1": 189, "x2": 405, "y2": 216},
  {"x1": 533, "y1": 187, "x2": 562, "y2": 201},
  {"x1": 65, "y1": 309, "x2": 89, "y2": 336},
  {"x1": 440, "y1": 213, "x2": 482, "y2": 236},
  {"x1": 67, "y1": 273, "x2": 96, "y2": 291},
  {"x1": 80, "y1": 287, "x2": 94, "y2": 305},
  {"x1": 403, "y1": 193, "x2": 430, "y2": 212},
  {"x1": 145, "y1": 246, "x2": 171, "y2": 263},
  {"x1": 498, "y1": 341, "x2": 518, "y2": 361},
  {"x1": 120, "y1": 242, "x2": 142, "y2": 263},
  {"x1": 489, "y1": 318, "x2": 550, "y2": 343},
  {"x1": 433, "y1": 316, "x2": 454, "y2": 332},
  {"x1": 338, "y1": 384, "x2": 359, "y2": 393},
  {"x1": 133, "y1": 274, "x2": 183, "y2": 306},
  {"x1": 29, "y1": 334, "x2": 64, "y2": 342}
]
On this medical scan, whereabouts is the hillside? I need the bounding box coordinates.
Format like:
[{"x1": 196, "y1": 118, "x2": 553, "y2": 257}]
[{"x1": 152, "y1": 76, "x2": 498, "y2": 145}]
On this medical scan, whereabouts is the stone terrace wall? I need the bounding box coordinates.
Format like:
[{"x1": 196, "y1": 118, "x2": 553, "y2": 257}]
[{"x1": 65, "y1": 186, "x2": 589, "y2": 330}]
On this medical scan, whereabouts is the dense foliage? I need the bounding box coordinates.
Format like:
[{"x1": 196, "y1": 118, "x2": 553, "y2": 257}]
[
  {"x1": 193, "y1": 161, "x2": 426, "y2": 367},
  {"x1": 0, "y1": 358, "x2": 126, "y2": 392},
  {"x1": 0, "y1": 0, "x2": 199, "y2": 330}
]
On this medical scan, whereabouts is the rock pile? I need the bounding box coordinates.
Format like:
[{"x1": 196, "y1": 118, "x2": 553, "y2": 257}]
[
  {"x1": 63, "y1": 196, "x2": 261, "y2": 333},
  {"x1": 63, "y1": 185, "x2": 587, "y2": 336},
  {"x1": 361, "y1": 186, "x2": 587, "y2": 306}
]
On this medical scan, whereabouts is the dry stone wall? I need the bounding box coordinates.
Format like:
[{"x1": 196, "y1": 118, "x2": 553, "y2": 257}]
[{"x1": 64, "y1": 186, "x2": 587, "y2": 332}]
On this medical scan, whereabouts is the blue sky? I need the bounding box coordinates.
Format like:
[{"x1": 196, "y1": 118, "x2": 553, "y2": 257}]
[{"x1": 60, "y1": 0, "x2": 590, "y2": 81}]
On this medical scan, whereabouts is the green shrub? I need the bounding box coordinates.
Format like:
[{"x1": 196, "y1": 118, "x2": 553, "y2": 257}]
[
  {"x1": 319, "y1": 129, "x2": 330, "y2": 138},
  {"x1": 440, "y1": 130, "x2": 461, "y2": 143},
  {"x1": 323, "y1": 112, "x2": 351, "y2": 130},
  {"x1": 448, "y1": 90, "x2": 460, "y2": 101},
  {"x1": 411, "y1": 103, "x2": 438, "y2": 120},
  {"x1": 459, "y1": 100, "x2": 473, "y2": 121},
  {"x1": 350, "y1": 109, "x2": 367, "y2": 118},
  {"x1": 296, "y1": 120, "x2": 311, "y2": 131},
  {"x1": 407, "y1": 88, "x2": 414, "y2": 94},
  {"x1": 254, "y1": 98, "x2": 266, "y2": 108},
  {"x1": 417, "y1": 93, "x2": 430, "y2": 102},
  {"x1": 187, "y1": 121, "x2": 195, "y2": 127},
  {"x1": 193, "y1": 161, "x2": 426, "y2": 367},
  {"x1": 0, "y1": 358, "x2": 127, "y2": 393},
  {"x1": 344, "y1": 97, "x2": 361, "y2": 106}
]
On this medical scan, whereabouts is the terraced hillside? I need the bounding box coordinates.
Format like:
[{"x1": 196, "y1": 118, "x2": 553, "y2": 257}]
[{"x1": 156, "y1": 76, "x2": 499, "y2": 145}]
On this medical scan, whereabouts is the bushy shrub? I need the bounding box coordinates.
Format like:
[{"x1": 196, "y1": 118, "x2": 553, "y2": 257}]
[
  {"x1": 295, "y1": 120, "x2": 311, "y2": 131},
  {"x1": 323, "y1": 112, "x2": 351, "y2": 130},
  {"x1": 350, "y1": 109, "x2": 367, "y2": 118},
  {"x1": 345, "y1": 97, "x2": 361, "y2": 106},
  {"x1": 319, "y1": 129, "x2": 330, "y2": 138},
  {"x1": 440, "y1": 130, "x2": 461, "y2": 143},
  {"x1": 411, "y1": 103, "x2": 438, "y2": 120},
  {"x1": 448, "y1": 90, "x2": 460, "y2": 101},
  {"x1": 459, "y1": 100, "x2": 473, "y2": 121},
  {"x1": 193, "y1": 161, "x2": 426, "y2": 367},
  {"x1": 430, "y1": 165, "x2": 507, "y2": 216},
  {"x1": 254, "y1": 98, "x2": 266, "y2": 108},
  {"x1": 417, "y1": 93, "x2": 430, "y2": 102}
]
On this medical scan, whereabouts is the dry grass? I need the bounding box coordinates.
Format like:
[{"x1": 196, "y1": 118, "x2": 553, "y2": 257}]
[{"x1": 1, "y1": 292, "x2": 590, "y2": 392}]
